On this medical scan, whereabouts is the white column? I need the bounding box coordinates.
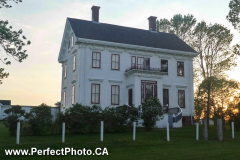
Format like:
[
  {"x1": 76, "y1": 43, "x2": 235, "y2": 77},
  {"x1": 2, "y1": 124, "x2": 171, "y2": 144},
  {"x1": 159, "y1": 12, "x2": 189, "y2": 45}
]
[
  {"x1": 100, "y1": 121, "x2": 104, "y2": 141},
  {"x1": 133, "y1": 122, "x2": 136, "y2": 140},
  {"x1": 232, "y1": 122, "x2": 234, "y2": 139},
  {"x1": 134, "y1": 76, "x2": 140, "y2": 107},
  {"x1": 196, "y1": 122, "x2": 199, "y2": 140},
  {"x1": 16, "y1": 122, "x2": 20, "y2": 144},
  {"x1": 62, "y1": 122, "x2": 65, "y2": 143},
  {"x1": 167, "y1": 122, "x2": 170, "y2": 141},
  {"x1": 157, "y1": 78, "x2": 163, "y2": 106}
]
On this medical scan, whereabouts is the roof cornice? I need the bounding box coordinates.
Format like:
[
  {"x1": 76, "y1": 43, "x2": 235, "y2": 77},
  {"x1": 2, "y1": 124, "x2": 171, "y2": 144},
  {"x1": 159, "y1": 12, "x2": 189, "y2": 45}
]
[{"x1": 76, "y1": 38, "x2": 199, "y2": 57}]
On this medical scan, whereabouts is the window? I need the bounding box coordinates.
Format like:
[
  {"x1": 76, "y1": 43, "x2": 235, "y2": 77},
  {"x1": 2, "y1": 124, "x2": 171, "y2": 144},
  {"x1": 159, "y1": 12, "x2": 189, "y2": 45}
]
[
  {"x1": 111, "y1": 85, "x2": 120, "y2": 105},
  {"x1": 73, "y1": 55, "x2": 76, "y2": 71},
  {"x1": 92, "y1": 52, "x2": 101, "y2": 68},
  {"x1": 141, "y1": 80, "x2": 157, "y2": 102},
  {"x1": 63, "y1": 91, "x2": 66, "y2": 109},
  {"x1": 177, "y1": 61, "x2": 184, "y2": 76},
  {"x1": 91, "y1": 84, "x2": 100, "y2": 104},
  {"x1": 111, "y1": 54, "x2": 120, "y2": 70},
  {"x1": 178, "y1": 90, "x2": 185, "y2": 108},
  {"x1": 64, "y1": 65, "x2": 67, "y2": 78},
  {"x1": 161, "y1": 60, "x2": 168, "y2": 73},
  {"x1": 163, "y1": 89, "x2": 169, "y2": 107},
  {"x1": 137, "y1": 57, "x2": 150, "y2": 69},
  {"x1": 71, "y1": 36, "x2": 74, "y2": 48},
  {"x1": 68, "y1": 35, "x2": 74, "y2": 51},
  {"x1": 131, "y1": 56, "x2": 136, "y2": 67},
  {"x1": 72, "y1": 86, "x2": 75, "y2": 105}
]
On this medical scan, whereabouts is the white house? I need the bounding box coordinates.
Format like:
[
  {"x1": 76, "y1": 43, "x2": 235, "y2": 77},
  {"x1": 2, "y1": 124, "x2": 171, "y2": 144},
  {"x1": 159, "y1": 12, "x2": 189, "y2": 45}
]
[
  {"x1": 58, "y1": 6, "x2": 198, "y2": 128},
  {"x1": 0, "y1": 100, "x2": 59, "y2": 121}
]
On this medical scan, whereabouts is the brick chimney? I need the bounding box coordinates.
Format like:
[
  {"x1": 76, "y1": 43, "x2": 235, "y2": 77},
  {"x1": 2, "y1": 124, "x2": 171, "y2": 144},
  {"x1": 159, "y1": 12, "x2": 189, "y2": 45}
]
[
  {"x1": 148, "y1": 16, "x2": 157, "y2": 32},
  {"x1": 91, "y1": 6, "x2": 100, "y2": 22}
]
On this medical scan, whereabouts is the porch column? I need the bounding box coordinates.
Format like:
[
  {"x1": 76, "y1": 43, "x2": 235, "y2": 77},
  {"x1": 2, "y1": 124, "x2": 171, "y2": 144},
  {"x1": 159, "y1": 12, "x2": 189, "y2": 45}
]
[
  {"x1": 157, "y1": 78, "x2": 163, "y2": 105},
  {"x1": 134, "y1": 76, "x2": 141, "y2": 107}
]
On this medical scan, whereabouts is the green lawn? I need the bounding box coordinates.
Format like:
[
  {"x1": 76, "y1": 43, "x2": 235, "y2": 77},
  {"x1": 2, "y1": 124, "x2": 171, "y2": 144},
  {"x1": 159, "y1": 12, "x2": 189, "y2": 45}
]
[{"x1": 0, "y1": 121, "x2": 239, "y2": 160}]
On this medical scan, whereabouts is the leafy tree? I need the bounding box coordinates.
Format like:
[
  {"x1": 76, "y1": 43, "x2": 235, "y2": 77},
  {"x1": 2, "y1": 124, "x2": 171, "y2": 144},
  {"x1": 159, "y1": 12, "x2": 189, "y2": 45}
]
[
  {"x1": 64, "y1": 104, "x2": 102, "y2": 133},
  {"x1": 226, "y1": 102, "x2": 240, "y2": 130},
  {"x1": 0, "y1": 0, "x2": 31, "y2": 84},
  {"x1": 141, "y1": 98, "x2": 163, "y2": 131},
  {"x1": 227, "y1": 0, "x2": 240, "y2": 31},
  {"x1": 0, "y1": 0, "x2": 22, "y2": 9},
  {"x1": 157, "y1": 14, "x2": 239, "y2": 125},
  {"x1": 3, "y1": 105, "x2": 25, "y2": 136},
  {"x1": 24, "y1": 103, "x2": 53, "y2": 135}
]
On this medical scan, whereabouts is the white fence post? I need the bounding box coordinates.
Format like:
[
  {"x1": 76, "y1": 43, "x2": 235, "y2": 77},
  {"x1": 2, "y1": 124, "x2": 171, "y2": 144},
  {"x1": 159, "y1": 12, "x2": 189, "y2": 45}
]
[
  {"x1": 62, "y1": 122, "x2": 65, "y2": 143},
  {"x1": 16, "y1": 122, "x2": 20, "y2": 144},
  {"x1": 133, "y1": 122, "x2": 136, "y2": 140},
  {"x1": 196, "y1": 122, "x2": 199, "y2": 140},
  {"x1": 167, "y1": 122, "x2": 170, "y2": 141},
  {"x1": 100, "y1": 121, "x2": 104, "y2": 141},
  {"x1": 232, "y1": 122, "x2": 234, "y2": 139}
]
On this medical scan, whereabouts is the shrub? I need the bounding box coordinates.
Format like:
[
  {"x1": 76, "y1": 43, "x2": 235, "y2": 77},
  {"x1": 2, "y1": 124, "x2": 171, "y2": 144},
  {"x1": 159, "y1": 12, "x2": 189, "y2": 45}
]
[
  {"x1": 64, "y1": 103, "x2": 102, "y2": 134},
  {"x1": 141, "y1": 98, "x2": 163, "y2": 131},
  {"x1": 102, "y1": 105, "x2": 138, "y2": 132},
  {"x1": 3, "y1": 105, "x2": 25, "y2": 136},
  {"x1": 24, "y1": 103, "x2": 53, "y2": 135}
]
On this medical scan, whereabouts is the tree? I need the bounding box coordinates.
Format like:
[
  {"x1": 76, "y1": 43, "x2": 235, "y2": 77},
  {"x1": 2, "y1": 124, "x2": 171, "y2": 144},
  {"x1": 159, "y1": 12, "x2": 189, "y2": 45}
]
[
  {"x1": 141, "y1": 98, "x2": 163, "y2": 131},
  {"x1": 24, "y1": 103, "x2": 53, "y2": 135},
  {"x1": 0, "y1": 0, "x2": 31, "y2": 84},
  {"x1": 157, "y1": 14, "x2": 239, "y2": 125},
  {"x1": 227, "y1": 0, "x2": 240, "y2": 31},
  {"x1": 3, "y1": 105, "x2": 25, "y2": 136}
]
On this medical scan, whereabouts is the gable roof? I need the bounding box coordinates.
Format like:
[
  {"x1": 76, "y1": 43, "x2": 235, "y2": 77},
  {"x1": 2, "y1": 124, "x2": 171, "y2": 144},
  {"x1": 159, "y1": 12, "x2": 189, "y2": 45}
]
[{"x1": 67, "y1": 18, "x2": 197, "y2": 53}]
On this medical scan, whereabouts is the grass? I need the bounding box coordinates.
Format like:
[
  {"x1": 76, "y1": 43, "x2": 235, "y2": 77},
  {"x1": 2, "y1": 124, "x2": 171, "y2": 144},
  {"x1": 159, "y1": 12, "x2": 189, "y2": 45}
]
[{"x1": 0, "y1": 121, "x2": 240, "y2": 160}]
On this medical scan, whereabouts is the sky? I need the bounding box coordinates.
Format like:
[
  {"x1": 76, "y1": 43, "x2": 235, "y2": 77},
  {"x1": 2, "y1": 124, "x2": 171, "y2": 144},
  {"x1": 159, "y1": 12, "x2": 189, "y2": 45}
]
[{"x1": 0, "y1": 0, "x2": 239, "y2": 106}]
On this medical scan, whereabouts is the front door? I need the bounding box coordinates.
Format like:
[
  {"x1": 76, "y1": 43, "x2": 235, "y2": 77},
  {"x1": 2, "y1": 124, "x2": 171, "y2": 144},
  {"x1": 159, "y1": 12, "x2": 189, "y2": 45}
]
[
  {"x1": 141, "y1": 80, "x2": 157, "y2": 102},
  {"x1": 128, "y1": 89, "x2": 133, "y2": 106}
]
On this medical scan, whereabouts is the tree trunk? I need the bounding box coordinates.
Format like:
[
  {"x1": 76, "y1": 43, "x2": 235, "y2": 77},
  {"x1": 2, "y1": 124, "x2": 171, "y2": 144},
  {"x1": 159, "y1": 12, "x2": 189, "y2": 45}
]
[{"x1": 206, "y1": 81, "x2": 211, "y2": 126}]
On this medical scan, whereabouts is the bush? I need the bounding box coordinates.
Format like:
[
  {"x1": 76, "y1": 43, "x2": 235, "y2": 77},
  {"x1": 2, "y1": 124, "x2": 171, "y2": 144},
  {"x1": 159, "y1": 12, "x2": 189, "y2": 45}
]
[
  {"x1": 102, "y1": 105, "x2": 138, "y2": 132},
  {"x1": 3, "y1": 105, "x2": 25, "y2": 136},
  {"x1": 141, "y1": 98, "x2": 163, "y2": 131},
  {"x1": 64, "y1": 103, "x2": 102, "y2": 134},
  {"x1": 24, "y1": 103, "x2": 53, "y2": 135}
]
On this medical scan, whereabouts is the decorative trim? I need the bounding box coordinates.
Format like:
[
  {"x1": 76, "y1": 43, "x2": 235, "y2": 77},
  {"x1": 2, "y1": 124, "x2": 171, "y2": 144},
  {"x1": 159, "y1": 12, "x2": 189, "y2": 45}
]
[
  {"x1": 158, "y1": 55, "x2": 171, "y2": 59},
  {"x1": 63, "y1": 86, "x2": 67, "y2": 90},
  {"x1": 76, "y1": 38, "x2": 199, "y2": 57},
  {"x1": 108, "y1": 80, "x2": 123, "y2": 83},
  {"x1": 137, "y1": 74, "x2": 163, "y2": 79},
  {"x1": 89, "y1": 78, "x2": 104, "y2": 82},
  {"x1": 175, "y1": 85, "x2": 187, "y2": 88},
  {"x1": 71, "y1": 49, "x2": 77, "y2": 54},
  {"x1": 109, "y1": 49, "x2": 123, "y2": 53},
  {"x1": 71, "y1": 80, "x2": 76, "y2": 84},
  {"x1": 129, "y1": 52, "x2": 152, "y2": 57},
  {"x1": 126, "y1": 84, "x2": 134, "y2": 88},
  {"x1": 163, "y1": 84, "x2": 171, "y2": 87},
  {"x1": 64, "y1": 59, "x2": 68, "y2": 63},
  {"x1": 89, "y1": 46, "x2": 105, "y2": 51}
]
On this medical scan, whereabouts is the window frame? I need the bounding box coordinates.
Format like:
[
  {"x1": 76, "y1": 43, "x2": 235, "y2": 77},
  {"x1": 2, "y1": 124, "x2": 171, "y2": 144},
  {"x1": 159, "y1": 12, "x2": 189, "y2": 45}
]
[
  {"x1": 163, "y1": 89, "x2": 169, "y2": 107},
  {"x1": 131, "y1": 56, "x2": 136, "y2": 68},
  {"x1": 91, "y1": 84, "x2": 100, "y2": 104},
  {"x1": 111, "y1": 85, "x2": 120, "y2": 105},
  {"x1": 177, "y1": 61, "x2": 184, "y2": 76},
  {"x1": 178, "y1": 90, "x2": 185, "y2": 108},
  {"x1": 73, "y1": 55, "x2": 76, "y2": 71},
  {"x1": 92, "y1": 52, "x2": 101, "y2": 68},
  {"x1": 63, "y1": 91, "x2": 66, "y2": 109},
  {"x1": 161, "y1": 59, "x2": 168, "y2": 73},
  {"x1": 64, "y1": 64, "x2": 67, "y2": 78},
  {"x1": 111, "y1": 54, "x2": 120, "y2": 70},
  {"x1": 72, "y1": 85, "x2": 75, "y2": 105}
]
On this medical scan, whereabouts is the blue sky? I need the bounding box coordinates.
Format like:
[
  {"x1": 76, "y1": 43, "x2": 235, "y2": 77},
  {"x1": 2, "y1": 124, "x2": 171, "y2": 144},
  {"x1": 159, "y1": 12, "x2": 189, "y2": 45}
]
[{"x1": 0, "y1": 0, "x2": 239, "y2": 106}]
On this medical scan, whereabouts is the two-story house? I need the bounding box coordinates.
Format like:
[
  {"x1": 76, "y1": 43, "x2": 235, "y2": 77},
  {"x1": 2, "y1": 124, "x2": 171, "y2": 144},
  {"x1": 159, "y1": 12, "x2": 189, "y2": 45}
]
[{"x1": 58, "y1": 6, "x2": 198, "y2": 128}]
